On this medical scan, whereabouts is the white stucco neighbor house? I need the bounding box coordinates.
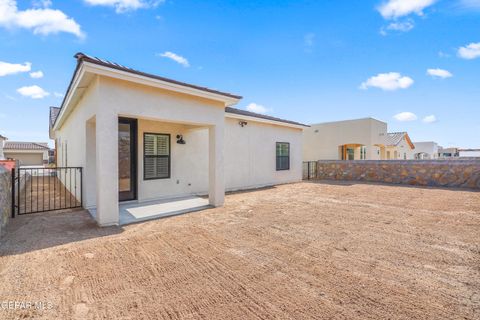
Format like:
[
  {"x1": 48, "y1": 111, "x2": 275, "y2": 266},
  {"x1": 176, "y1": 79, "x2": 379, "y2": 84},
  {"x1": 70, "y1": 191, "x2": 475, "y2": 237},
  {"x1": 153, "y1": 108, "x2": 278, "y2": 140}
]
[
  {"x1": 458, "y1": 149, "x2": 480, "y2": 158},
  {"x1": 50, "y1": 53, "x2": 307, "y2": 226},
  {"x1": 303, "y1": 118, "x2": 388, "y2": 161},
  {"x1": 413, "y1": 141, "x2": 439, "y2": 159},
  {"x1": 0, "y1": 135, "x2": 6, "y2": 160},
  {"x1": 3, "y1": 141, "x2": 50, "y2": 166},
  {"x1": 385, "y1": 132, "x2": 415, "y2": 160}
]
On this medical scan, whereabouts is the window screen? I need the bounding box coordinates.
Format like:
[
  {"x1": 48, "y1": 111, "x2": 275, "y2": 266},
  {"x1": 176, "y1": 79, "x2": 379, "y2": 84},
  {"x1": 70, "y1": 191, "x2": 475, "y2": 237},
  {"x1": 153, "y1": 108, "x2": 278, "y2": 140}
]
[
  {"x1": 276, "y1": 142, "x2": 290, "y2": 171},
  {"x1": 144, "y1": 133, "x2": 170, "y2": 180}
]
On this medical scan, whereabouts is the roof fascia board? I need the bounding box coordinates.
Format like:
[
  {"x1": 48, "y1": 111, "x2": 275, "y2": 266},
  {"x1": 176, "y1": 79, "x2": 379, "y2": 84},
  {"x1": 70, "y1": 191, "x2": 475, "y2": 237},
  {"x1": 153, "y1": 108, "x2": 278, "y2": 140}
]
[
  {"x1": 52, "y1": 64, "x2": 86, "y2": 131},
  {"x1": 84, "y1": 62, "x2": 241, "y2": 107},
  {"x1": 225, "y1": 113, "x2": 307, "y2": 130}
]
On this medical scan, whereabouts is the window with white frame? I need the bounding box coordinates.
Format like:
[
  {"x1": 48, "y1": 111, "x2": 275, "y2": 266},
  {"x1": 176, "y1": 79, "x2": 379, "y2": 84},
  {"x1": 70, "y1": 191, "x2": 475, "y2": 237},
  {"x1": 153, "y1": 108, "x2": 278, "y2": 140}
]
[{"x1": 144, "y1": 133, "x2": 170, "y2": 180}]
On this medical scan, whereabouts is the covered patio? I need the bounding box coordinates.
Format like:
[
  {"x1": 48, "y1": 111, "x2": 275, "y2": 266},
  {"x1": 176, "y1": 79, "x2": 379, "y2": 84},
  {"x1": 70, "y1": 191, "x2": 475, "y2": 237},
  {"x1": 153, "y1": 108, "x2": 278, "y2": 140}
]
[{"x1": 89, "y1": 196, "x2": 211, "y2": 225}]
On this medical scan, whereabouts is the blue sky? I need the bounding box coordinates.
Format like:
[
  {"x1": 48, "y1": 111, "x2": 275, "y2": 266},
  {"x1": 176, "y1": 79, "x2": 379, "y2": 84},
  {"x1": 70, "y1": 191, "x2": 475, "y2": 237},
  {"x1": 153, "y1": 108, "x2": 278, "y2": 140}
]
[{"x1": 0, "y1": 0, "x2": 479, "y2": 148}]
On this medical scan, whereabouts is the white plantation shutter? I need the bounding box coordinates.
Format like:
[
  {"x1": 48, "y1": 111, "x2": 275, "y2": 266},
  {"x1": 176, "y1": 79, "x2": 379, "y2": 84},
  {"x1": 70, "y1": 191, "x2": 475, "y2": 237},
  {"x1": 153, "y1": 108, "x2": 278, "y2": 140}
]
[{"x1": 144, "y1": 133, "x2": 170, "y2": 179}]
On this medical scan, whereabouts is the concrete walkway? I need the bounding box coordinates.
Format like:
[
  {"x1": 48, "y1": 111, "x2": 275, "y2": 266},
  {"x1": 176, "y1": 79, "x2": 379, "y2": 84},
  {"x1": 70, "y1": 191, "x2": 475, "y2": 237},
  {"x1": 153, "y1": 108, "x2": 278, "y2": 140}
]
[{"x1": 119, "y1": 196, "x2": 211, "y2": 225}]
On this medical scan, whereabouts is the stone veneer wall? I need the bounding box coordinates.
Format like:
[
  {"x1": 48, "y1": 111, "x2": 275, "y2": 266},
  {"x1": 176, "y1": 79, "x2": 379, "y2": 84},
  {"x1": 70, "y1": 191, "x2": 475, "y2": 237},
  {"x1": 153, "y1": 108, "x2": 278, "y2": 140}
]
[
  {"x1": 312, "y1": 160, "x2": 480, "y2": 190},
  {"x1": 0, "y1": 166, "x2": 12, "y2": 238}
]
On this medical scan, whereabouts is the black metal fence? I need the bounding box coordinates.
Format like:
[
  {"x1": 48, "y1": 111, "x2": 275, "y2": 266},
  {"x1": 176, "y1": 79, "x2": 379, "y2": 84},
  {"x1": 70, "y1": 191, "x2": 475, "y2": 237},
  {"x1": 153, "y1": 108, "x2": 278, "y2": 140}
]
[
  {"x1": 302, "y1": 161, "x2": 317, "y2": 180},
  {"x1": 12, "y1": 167, "x2": 82, "y2": 216}
]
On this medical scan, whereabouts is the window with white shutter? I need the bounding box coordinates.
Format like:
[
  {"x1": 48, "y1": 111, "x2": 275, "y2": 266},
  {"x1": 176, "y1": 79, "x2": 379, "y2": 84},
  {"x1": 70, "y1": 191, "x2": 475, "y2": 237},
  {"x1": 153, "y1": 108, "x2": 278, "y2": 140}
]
[{"x1": 144, "y1": 133, "x2": 170, "y2": 180}]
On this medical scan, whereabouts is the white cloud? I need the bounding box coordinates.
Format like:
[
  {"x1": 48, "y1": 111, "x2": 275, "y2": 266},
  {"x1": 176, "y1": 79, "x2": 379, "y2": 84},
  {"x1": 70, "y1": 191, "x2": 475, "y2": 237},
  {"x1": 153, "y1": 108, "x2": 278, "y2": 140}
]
[
  {"x1": 394, "y1": 112, "x2": 418, "y2": 122},
  {"x1": 29, "y1": 70, "x2": 44, "y2": 78},
  {"x1": 378, "y1": 0, "x2": 437, "y2": 19},
  {"x1": 17, "y1": 85, "x2": 50, "y2": 99},
  {"x1": 32, "y1": 0, "x2": 52, "y2": 8},
  {"x1": 83, "y1": 0, "x2": 163, "y2": 13},
  {"x1": 0, "y1": 61, "x2": 31, "y2": 76},
  {"x1": 156, "y1": 51, "x2": 190, "y2": 67},
  {"x1": 304, "y1": 32, "x2": 315, "y2": 50},
  {"x1": 388, "y1": 20, "x2": 415, "y2": 32},
  {"x1": 360, "y1": 72, "x2": 414, "y2": 91},
  {"x1": 458, "y1": 0, "x2": 480, "y2": 9},
  {"x1": 458, "y1": 42, "x2": 480, "y2": 60},
  {"x1": 427, "y1": 68, "x2": 452, "y2": 79},
  {"x1": 246, "y1": 103, "x2": 270, "y2": 115},
  {"x1": 438, "y1": 51, "x2": 451, "y2": 58},
  {"x1": 423, "y1": 115, "x2": 437, "y2": 123},
  {"x1": 0, "y1": 0, "x2": 84, "y2": 38}
]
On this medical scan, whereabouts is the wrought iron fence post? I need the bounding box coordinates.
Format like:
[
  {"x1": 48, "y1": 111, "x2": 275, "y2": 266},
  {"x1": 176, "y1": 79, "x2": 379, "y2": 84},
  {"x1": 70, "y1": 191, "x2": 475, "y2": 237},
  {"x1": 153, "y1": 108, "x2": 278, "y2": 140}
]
[{"x1": 11, "y1": 168, "x2": 15, "y2": 218}]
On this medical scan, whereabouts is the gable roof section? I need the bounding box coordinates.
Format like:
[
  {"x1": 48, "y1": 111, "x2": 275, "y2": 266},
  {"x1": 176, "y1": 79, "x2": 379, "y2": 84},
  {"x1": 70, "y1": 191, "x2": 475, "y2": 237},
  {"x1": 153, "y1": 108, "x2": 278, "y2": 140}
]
[
  {"x1": 387, "y1": 132, "x2": 415, "y2": 149},
  {"x1": 75, "y1": 53, "x2": 242, "y2": 100},
  {"x1": 53, "y1": 53, "x2": 243, "y2": 130},
  {"x1": 225, "y1": 107, "x2": 308, "y2": 128},
  {"x1": 50, "y1": 106, "x2": 60, "y2": 128},
  {"x1": 4, "y1": 141, "x2": 49, "y2": 150}
]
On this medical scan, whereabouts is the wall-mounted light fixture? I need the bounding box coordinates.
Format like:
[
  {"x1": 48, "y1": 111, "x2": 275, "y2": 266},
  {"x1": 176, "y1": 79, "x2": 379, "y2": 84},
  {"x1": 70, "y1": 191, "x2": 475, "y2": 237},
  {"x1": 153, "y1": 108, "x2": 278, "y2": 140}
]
[
  {"x1": 176, "y1": 134, "x2": 186, "y2": 144},
  {"x1": 239, "y1": 120, "x2": 248, "y2": 127}
]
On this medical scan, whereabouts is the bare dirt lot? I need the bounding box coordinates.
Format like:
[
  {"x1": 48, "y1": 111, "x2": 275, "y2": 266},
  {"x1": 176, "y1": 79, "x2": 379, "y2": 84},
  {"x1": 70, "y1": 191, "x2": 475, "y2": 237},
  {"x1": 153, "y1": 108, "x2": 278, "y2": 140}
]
[{"x1": 0, "y1": 182, "x2": 479, "y2": 319}]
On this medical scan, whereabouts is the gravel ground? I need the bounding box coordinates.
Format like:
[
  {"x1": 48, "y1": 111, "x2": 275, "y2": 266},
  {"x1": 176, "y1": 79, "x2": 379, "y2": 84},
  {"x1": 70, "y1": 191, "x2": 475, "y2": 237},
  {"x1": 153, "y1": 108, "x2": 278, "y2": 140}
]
[{"x1": 0, "y1": 181, "x2": 479, "y2": 319}]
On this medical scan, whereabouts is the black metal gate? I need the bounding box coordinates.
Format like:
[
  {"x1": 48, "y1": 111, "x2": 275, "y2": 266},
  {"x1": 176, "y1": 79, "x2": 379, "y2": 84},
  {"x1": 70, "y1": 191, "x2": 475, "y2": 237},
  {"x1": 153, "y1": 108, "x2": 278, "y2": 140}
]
[
  {"x1": 12, "y1": 167, "x2": 82, "y2": 216},
  {"x1": 302, "y1": 161, "x2": 317, "y2": 180}
]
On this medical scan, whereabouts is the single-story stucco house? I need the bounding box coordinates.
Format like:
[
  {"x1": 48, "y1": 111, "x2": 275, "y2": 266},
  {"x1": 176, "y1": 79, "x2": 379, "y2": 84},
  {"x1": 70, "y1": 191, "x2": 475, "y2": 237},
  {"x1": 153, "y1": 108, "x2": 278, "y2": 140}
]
[
  {"x1": 413, "y1": 141, "x2": 439, "y2": 160},
  {"x1": 3, "y1": 141, "x2": 50, "y2": 166},
  {"x1": 303, "y1": 118, "x2": 417, "y2": 161},
  {"x1": 50, "y1": 53, "x2": 307, "y2": 226},
  {"x1": 303, "y1": 118, "x2": 388, "y2": 161},
  {"x1": 386, "y1": 132, "x2": 415, "y2": 160},
  {"x1": 0, "y1": 135, "x2": 6, "y2": 159}
]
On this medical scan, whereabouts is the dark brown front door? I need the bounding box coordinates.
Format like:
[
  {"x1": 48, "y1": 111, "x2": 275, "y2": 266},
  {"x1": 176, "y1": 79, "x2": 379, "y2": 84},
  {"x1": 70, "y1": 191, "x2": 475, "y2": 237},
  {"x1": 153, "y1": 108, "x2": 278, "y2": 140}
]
[{"x1": 118, "y1": 118, "x2": 137, "y2": 201}]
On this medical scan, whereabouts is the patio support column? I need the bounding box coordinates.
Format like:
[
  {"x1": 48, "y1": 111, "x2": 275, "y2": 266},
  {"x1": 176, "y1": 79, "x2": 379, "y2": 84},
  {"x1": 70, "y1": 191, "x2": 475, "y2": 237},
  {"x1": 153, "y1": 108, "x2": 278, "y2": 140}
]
[
  {"x1": 208, "y1": 124, "x2": 225, "y2": 207},
  {"x1": 95, "y1": 109, "x2": 119, "y2": 226}
]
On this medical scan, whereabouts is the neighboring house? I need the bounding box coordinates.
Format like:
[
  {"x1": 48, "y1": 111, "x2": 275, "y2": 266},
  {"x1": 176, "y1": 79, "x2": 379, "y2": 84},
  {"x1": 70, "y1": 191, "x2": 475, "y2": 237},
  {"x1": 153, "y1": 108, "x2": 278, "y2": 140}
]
[
  {"x1": 385, "y1": 132, "x2": 415, "y2": 160},
  {"x1": 303, "y1": 118, "x2": 388, "y2": 161},
  {"x1": 0, "y1": 134, "x2": 6, "y2": 160},
  {"x1": 438, "y1": 147, "x2": 459, "y2": 158},
  {"x1": 413, "y1": 141, "x2": 439, "y2": 159},
  {"x1": 3, "y1": 141, "x2": 49, "y2": 166},
  {"x1": 458, "y1": 149, "x2": 480, "y2": 158},
  {"x1": 50, "y1": 53, "x2": 307, "y2": 226}
]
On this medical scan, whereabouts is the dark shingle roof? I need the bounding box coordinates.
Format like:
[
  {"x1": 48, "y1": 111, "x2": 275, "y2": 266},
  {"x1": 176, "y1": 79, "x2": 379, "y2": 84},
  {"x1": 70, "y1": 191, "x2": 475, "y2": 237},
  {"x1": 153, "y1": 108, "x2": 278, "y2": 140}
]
[
  {"x1": 225, "y1": 107, "x2": 308, "y2": 127},
  {"x1": 50, "y1": 106, "x2": 60, "y2": 128},
  {"x1": 75, "y1": 53, "x2": 242, "y2": 100},
  {"x1": 0, "y1": 134, "x2": 7, "y2": 140},
  {"x1": 4, "y1": 141, "x2": 49, "y2": 150}
]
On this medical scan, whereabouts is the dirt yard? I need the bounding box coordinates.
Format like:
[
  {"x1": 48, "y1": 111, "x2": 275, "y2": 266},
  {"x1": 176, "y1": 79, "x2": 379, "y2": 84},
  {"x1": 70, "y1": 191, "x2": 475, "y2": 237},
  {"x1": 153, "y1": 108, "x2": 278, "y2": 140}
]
[{"x1": 0, "y1": 182, "x2": 479, "y2": 319}]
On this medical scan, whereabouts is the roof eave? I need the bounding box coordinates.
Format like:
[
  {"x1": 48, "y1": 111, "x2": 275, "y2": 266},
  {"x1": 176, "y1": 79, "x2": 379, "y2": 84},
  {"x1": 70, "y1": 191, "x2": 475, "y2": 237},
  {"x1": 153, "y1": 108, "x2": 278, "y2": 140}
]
[
  {"x1": 225, "y1": 112, "x2": 309, "y2": 129},
  {"x1": 53, "y1": 60, "x2": 242, "y2": 131}
]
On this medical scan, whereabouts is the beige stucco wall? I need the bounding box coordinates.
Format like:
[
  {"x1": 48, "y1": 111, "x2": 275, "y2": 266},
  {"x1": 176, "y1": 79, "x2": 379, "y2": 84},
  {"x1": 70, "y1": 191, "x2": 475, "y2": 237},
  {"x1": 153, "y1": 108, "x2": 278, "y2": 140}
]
[
  {"x1": 224, "y1": 117, "x2": 303, "y2": 191},
  {"x1": 54, "y1": 75, "x2": 303, "y2": 217},
  {"x1": 303, "y1": 118, "x2": 387, "y2": 161},
  {"x1": 386, "y1": 136, "x2": 415, "y2": 160},
  {"x1": 3, "y1": 149, "x2": 48, "y2": 166},
  {"x1": 137, "y1": 120, "x2": 209, "y2": 202}
]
